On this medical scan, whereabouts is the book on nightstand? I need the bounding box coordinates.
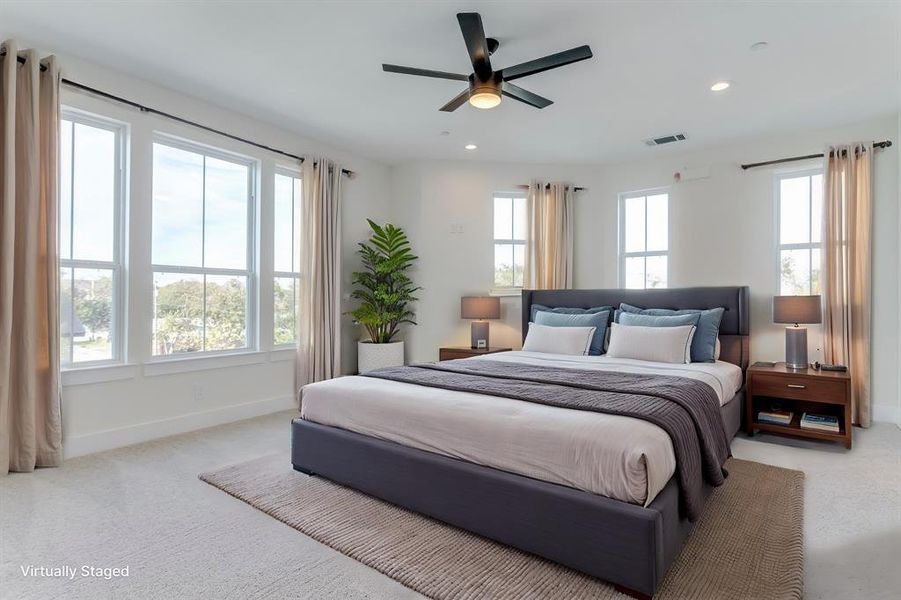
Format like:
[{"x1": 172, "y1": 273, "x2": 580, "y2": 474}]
[
  {"x1": 800, "y1": 413, "x2": 840, "y2": 432},
  {"x1": 757, "y1": 409, "x2": 793, "y2": 426}
]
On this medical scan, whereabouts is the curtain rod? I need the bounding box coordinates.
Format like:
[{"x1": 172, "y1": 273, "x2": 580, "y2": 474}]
[
  {"x1": 6, "y1": 51, "x2": 355, "y2": 177},
  {"x1": 516, "y1": 184, "x2": 586, "y2": 192},
  {"x1": 740, "y1": 140, "x2": 892, "y2": 170}
]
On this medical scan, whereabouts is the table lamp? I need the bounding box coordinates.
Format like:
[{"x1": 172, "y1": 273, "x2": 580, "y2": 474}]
[
  {"x1": 773, "y1": 295, "x2": 822, "y2": 370},
  {"x1": 461, "y1": 296, "x2": 500, "y2": 349}
]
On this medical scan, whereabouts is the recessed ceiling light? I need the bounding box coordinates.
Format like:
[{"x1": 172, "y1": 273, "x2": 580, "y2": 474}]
[
  {"x1": 710, "y1": 81, "x2": 731, "y2": 92},
  {"x1": 750, "y1": 41, "x2": 769, "y2": 52},
  {"x1": 464, "y1": 144, "x2": 478, "y2": 150}
]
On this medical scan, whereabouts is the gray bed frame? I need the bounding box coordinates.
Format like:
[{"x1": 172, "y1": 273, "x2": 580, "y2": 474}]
[{"x1": 291, "y1": 286, "x2": 750, "y2": 598}]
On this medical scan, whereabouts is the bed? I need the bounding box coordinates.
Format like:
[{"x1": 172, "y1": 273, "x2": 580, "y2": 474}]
[{"x1": 292, "y1": 286, "x2": 750, "y2": 598}]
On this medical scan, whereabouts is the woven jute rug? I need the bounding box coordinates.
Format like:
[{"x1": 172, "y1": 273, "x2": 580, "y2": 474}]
[{"x1": 200, "y1": 455, "x2": 803, "y2": 599}]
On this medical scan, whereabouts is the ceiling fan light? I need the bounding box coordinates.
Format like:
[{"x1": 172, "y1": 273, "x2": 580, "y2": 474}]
[{"x1": 469, "y1": 91, "x2": 501, "y2": 109}]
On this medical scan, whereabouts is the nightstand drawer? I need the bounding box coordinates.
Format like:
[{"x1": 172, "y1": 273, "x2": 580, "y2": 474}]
[{"x1": 752, "y1": 374, "x2": 847, "y2": 404}]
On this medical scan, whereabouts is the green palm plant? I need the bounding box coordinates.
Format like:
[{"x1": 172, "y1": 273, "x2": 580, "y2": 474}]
[{"x1": 350, "y1": 220, "x2": 420, "y2": 343}]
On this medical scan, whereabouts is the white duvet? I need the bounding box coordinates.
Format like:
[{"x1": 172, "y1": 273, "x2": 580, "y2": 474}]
[{"x1": 300, "y1": 351, "x2": 742, "y2": 507}]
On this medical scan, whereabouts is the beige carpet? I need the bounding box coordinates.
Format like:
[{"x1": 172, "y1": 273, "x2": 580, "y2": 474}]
[{"x1": 200, "y1": 455, "x2": 803, "y2": 600}]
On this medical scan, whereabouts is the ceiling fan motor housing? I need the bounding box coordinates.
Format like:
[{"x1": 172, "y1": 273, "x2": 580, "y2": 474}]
[{"x1": 469, "y1": 72, "x2": 503, "y2": 97}]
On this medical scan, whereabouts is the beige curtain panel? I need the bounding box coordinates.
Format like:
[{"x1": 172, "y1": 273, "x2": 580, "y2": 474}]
[
  {"x1": 296, "y1": 157, "x2": 343, "y2": 400},
  {"x1": 0, "y1": 41, "x2": 63, "y2": 474},
  {"x1": 524, "y1": 181, "x2": 574, "y2": 289},
  {"x1": 821, "y1": 143, "x2": 873, "y2": 427}
]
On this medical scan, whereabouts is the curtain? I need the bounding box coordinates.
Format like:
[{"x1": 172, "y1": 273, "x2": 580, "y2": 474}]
[
  {"x1": 296, "y1": 157, "x2": 343, "y2": 401},
  {"x1": 524, "y1": 181, "x2": 574, "y2": 289},
  {"x1": 822, "y1": 143, "x2": 873, "y2": 427},
  {"x1": 0, "y1": 41, "x2": 63, "y2": 474}
]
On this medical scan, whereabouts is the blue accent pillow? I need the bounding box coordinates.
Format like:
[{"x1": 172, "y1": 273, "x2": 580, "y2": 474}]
[
  {"x1": 618, "y1": 303, "x2": 725, "y2": 362},
  {"x1": 618, "y1": 311, "x2": 701, "y2": 329},
  {"x1": 530, "y1": 303, "x2": 613, "y2": 323},
  {"x1": 534, "y1": 309, "x2": 611, "y2": 356}
]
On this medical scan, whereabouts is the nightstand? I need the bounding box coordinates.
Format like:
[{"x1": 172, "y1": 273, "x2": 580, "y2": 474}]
[
  {"x1": 438, "y1": 346, "x2": 512, "y2": 361},
  {"x1": 746, "y1": 362, "x2": 852, "y2": 448}
]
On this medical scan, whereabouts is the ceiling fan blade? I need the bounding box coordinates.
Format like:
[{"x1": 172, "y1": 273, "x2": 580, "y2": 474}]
[
  {"x1": 501, "y1": 45, "x2": 593, "y2": 82},
  {"x1": 382, "y1": 64, "x2": 469, "y2": 81},
  {"x1": 502, "y1": 82, "x2": 553, "y2": 109},
  {"x1": 457, "y1": 12, "x2": 492, "y2": 79},
  {"x1": 439, "y1": 88, "x2": 471, "y2": 112}
]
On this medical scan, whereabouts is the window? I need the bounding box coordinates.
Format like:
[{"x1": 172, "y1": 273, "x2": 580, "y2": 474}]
[
  {"x1": 59, "y1": 113, "x2": 125, "y2": 366},
  {"x1": 151, "y1": 139, "x2": 255, "y2": 356},
  {"x1": 619, "y1": 190, "x2": 668, "y2": 289},
  {"x1": 273, "y1": 170, "x2": 301, "y2": 346},
  {"x1": 493, "y1": 192, "x2": 527, "y2": 288},
  {"x1": 777, "y1": 170, "x2": 822, "y2": 295}
]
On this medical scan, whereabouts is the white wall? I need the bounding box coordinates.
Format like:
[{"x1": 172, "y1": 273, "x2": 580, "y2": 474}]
[
  {"x1": 391, "y1": 115, "x2": 900, "y2": 423},
  {"x1": 47, "y1": 55, "x2": 393, "y2": 456}
]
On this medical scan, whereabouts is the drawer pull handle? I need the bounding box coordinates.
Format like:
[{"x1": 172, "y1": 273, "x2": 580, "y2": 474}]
[{"x1": 787, "y1": 384, "x2": 806, "y2": 389}]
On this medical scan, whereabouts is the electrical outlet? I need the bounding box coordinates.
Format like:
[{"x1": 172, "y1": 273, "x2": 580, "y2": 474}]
[{"x1": 193, "y1": 383, "x2": 204, "y2": 403}]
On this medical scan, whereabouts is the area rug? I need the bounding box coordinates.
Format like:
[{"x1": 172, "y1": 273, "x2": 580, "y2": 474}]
[{"x1": 200, "y1": 456, "x2": 803, "y2": 599}]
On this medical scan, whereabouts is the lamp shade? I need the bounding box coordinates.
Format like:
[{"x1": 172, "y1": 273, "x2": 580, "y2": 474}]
[
  {"x1": 773, "y1": 295, "x2": 822, "y2": 324},
  {"x1": 461, "y1": 296, "x2": 500, "y2": 320}
]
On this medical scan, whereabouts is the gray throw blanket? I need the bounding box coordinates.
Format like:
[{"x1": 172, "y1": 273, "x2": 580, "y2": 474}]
[{"x1": 364, "y1": 359, "x2": 731, "y2": 521}]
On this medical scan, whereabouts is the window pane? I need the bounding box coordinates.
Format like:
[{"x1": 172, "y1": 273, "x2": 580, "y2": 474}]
[
  {"x1": 274, "y1": 174, "x2": 295, "y2": 273},
  {"x1": 645, "y1": 255, "x2": 667, "y2": 289},
  {"x1": 512, "y1": 243, "x2": 525, "y2": 288},
  {"x1": 494, "y1": 243, "x2": 514, "y2": 287},
  {"x1": 153, "y1": 144, "x2": 204, "y2": 267},
  {"x1": 624, "y1": 196, "x2": 645, "y2": 253},
  {"x1": 780, "y1": 249, "x2": 811, "y2": 296},
  {"x1": 205, "y1": 275, "x2": 247, "y2": 351},
  {"x1": 72, "y1": 268, "x2": 114, "y2": 362},
  {"x1": 204, "y1": 157, "x2": 248, "y2": 270},
  {"x1": 811, "y1": 174, "x2": 823, "y2": 244},
  {"x1": 293, "y1": 178, "x2": 302, "y2": 272},
  {"x1": 624, "y1": 256, "x2": 645, "y2": 289},
  {"x1": 512, "y1": 196, "x2": 528, "y2": 241},
  {"x1": 59, "y1": 120, "x2": 73, "y2": 260},
  {"x1": 810, "y1": 248, "x2": 821, "y2": 295},
  {"x1": 274, "y1": 276, "x2": 297, "y2": 345},
  {"x1": 780, "y1": 176, "x2": 810, "y2": 244},
  {"x1": 646, "y1": 194, "x2": 668, "y2": 252},
  {"x1": 494, "y1": 197, "x2": 512, "y2": 240},
  {"x1": 59, "y1": 267, "x2": 73, "y2": 365},
  {"x1": 153, "y1": 272, "x2": 204, "y2": 355},
  {"x1": 72, "y1": 123, "x2": 116, "y2": 261}
]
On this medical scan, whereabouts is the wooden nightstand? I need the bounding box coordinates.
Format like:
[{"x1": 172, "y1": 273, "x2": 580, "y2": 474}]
[
  {"x1": 746, "y1": 362, "x2": 852, "y2": 448},
  {"x1": 438, "y1": 346, "x2": 513, "y2": 361}
]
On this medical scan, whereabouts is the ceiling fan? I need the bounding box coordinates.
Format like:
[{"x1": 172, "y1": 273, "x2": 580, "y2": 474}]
[{"x1": 382, "y1": 12, "x2": 593, "y2": 112}]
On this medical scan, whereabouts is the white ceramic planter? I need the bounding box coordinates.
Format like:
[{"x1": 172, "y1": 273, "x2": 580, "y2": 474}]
[{"x1": 357, "y1": 340, "x2": 405, "y2": 373}]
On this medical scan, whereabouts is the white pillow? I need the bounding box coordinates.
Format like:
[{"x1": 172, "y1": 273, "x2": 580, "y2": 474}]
[
  {"x1": 522, "y1": 322, "x2": 596, "y2": 355},
  {"x1": 715, "y1": 337, "x2": 721, "y2": 360},
  {"x1": 606, "y1": 322, "x2": 696, "y2": 364}
]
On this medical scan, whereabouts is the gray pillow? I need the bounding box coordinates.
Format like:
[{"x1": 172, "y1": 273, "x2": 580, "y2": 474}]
[
  {"x1": 534, "y1": 309, "x2": 611, "y2": 356},
  {"x1": 618, "y1": 303, "x2": 725, "y2": 362},
  {"x1": 530, "y1": 304, "x2": 613, "y2": 323},
  {"x1": 618, "y1": 311, "x2": 701, "y2": 329}
]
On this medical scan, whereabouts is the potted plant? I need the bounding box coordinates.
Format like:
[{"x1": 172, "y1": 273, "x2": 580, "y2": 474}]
[{"x1": 350, "y1": 220, "x2": 419, "y2": 373}]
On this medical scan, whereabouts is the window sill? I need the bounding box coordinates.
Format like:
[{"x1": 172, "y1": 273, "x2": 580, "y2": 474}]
[
  {"x1": 269, "y1": 347, "x2": 297, "y2": 362},
  {"x1": 489, "y1": 288, "x2": 522, "y2": 297},
  {"x1": 143, "y1": 351, "x2": 268, "y2": 377},
  {"x1": 62, "y1": 363, "x2": 139, "y2": 387}
]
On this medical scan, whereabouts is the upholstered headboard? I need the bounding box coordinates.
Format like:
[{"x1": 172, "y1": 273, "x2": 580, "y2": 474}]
[{"x1": 521, "y1": 286, "x2": 751, "y2": 373}]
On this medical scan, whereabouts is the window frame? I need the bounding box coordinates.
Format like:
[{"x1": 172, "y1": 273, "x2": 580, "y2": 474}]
[
  {"x1": 775, "y1": 168, "x2": 823, "y2": 297},
  {"x1": 492, "y1": 190, "x2": 528, "y2": 290},
  {"x1": 59, "y1": 109, "x2": 128, "y2": 369},
  {"x1": 149, "y1": 134, "x2": 258, "y2": 359},
  {"x1": 618, "y1": 187, "x2": 670, "y2": 289},
  {"x1": 272, "y1": 166, "x2": 301, "y2": 348}
]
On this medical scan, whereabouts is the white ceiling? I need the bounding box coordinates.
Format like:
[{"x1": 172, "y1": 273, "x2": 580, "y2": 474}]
[{"x1": 3, "y1": 1, "x2": 899, "y2": 165}]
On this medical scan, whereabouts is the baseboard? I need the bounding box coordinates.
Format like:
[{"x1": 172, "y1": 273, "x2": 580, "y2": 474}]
[
  {"x1": 872, "y1": 404, "x2": 900, "y2": 426},
  {"x1": 63, "y1": 395, "x2": 297, "y2": 459}
]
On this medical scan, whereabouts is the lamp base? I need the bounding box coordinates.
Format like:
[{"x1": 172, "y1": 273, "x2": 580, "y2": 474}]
[
  {"x1": 471, "y1": 321, "x2": 490, "y2": 349},
  {"x1": 785, "y1": 326, "x2": 808, "y2": 370}
]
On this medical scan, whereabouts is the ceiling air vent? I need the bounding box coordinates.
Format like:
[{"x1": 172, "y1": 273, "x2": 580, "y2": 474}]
[{"x1": 644, "y1": 133, "x2": 687, "y2": 147}]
